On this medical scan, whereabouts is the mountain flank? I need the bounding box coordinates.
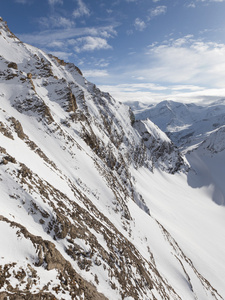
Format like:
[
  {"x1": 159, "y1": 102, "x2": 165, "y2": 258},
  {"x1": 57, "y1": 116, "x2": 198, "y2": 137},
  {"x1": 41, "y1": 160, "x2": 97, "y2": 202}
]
[{"x1": 0, "y1": 18, "x2": 225, "y2": 300}]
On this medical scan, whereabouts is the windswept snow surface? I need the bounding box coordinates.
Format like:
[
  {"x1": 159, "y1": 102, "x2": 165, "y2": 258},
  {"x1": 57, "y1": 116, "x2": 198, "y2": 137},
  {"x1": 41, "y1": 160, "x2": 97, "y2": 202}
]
[
  {"x1": 131, "y1": 167, "x2": 225, "y2": 298},
  {"x1": 187, "y1": 126, "x2": 225, "y2": 205}
]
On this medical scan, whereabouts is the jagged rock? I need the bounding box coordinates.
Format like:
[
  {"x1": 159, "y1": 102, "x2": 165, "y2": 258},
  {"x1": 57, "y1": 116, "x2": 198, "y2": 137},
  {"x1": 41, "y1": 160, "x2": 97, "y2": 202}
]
[
  {"x1": 9, "y1": 117, "x2": 26, "y2": 139},
  {"x1": 1, "y1": 155, "x2": 16, "y2": 165},
  {"x1": 0, "y1": 122, "x2": 14, "y2": 139},
  {"x1": 67, "y1": 92, "x2": 77, "y2": 112}
]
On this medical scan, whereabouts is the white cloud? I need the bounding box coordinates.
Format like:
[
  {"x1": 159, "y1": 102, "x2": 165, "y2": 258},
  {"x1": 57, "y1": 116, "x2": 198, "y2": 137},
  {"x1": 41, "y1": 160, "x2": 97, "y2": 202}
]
[
  {"x1": 39, "y1": 16, "x2": 75, "y2": 29},
  {"x1": 149, "y1": 6, "x2": 167, "y2": 19},
  {"x1": 83, "y1": 69, "x2": 109, "y2": 78},
  {"x1": 186, "y1": 2, "x2": 196, "y2": 8},
  {"x1": 73, "y1": 0, "x2": 90, "y2": 18},
  {"x1": 97, "y1": 82, "x2": 173, "y2": 103},
  {"x1": 48, "y1": 41, "x2": 65, "y2": 48},
  {"x1": 99, "y1": 82, "x2": 225, "y2": 105},
  {"x1": 134, "y1": 18, "x2": 146, "y2": 31},
  {"x1": 73, "y1": 36, "x2": 112, "y2": 52},
  {"x1": 94, "y1": 58, "x2": 109, "y2": 67},
  {"x1": 144, "y1": 36, "x2": 225, "y2": 88},
  {"x1": 97, "y1": 35, "x2": 225, "y2": 104},
  {"x1": 18, "y1": 24, "x2": 116, "y2": 48}
]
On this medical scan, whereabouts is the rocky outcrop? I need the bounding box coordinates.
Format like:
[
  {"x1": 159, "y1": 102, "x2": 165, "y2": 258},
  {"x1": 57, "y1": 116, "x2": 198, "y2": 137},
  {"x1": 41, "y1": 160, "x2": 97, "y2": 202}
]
[
  {"x1": 133, "y1": 119, "x2": 187, "y2": 173},
  {"x1": 8, "y1": 62, "x2": 18, "y2": 70},
  {"x1": 0, "y1": 216, "x2": 108, "y2": 300}
]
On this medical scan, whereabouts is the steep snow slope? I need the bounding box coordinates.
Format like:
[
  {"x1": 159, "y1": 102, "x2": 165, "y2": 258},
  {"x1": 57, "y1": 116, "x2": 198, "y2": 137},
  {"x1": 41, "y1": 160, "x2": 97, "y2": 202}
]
[
  {"x1": 0, "y1": 18, "x2": 225, "y2": 300},
  {"x1": 132, "y1": 168, "x2": 225, "y2": 299},
  {"x1": 187, "y1": 126, "x2": 225, "y2": 205},
  {"x1": 126, "y1": 96, "x2": 225, "y2": 296}
]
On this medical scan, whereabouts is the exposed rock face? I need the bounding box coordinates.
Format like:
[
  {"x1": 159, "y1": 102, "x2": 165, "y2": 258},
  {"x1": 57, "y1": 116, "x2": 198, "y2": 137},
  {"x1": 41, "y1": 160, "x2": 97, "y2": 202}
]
[
  {"x1": 133, "y1": 119, "x2": 187, "y2": 173},
  {"x1": 0, "y1": 215, "x2": 109, "y2": 300},
  {"x1": 0, "y1": 18, "x2": 223, "y2": 300}
]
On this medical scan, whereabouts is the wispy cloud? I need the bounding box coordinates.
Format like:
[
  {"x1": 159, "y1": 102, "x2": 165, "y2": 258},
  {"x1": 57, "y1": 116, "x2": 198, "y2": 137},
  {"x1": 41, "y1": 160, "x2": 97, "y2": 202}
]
[
  {"x1": 94, "y1": 58, "x2": 110, "y2": 67},
  {"x1": 134, "y1": 18, "x2": 146, "y2": 31},
  {"x1": 98, "y1": 82, "x2": 168, "y2": 103},
  {"x1": 133, "y1": 5, "x2": 166, "y2": 32},
  {"x1": 17, "y1": 22, "x2": 116, "y2": 66},
  {"x1": 148, "y1": 6, "x2": 167, "y2": 20},
  {"x1": 48, "y1": 0, "x2": 63, "y2": 5},
  {"x1": 83, "y1": 69, "x2": 109, "y2": 78},
  {"x1": 144, "y1": 35, "x2": 225, "y2": 88},
  {"x1": 99, "y1": 82, "x2": 225, "y2": 105},
  {"x1": 38, "y1": 16, "x2": 75, "y2": 29},
  {"x1": 184, "y1": 0, "x2": 225, "y2": 7},
  {"x1": 18, "y1": 24, "x2": 117, "y2": 47},
  {"x1": 97, "y1": 35, "x2": 225, "y2": 104},
  {"x1": 73, "y1": 0, "x2": 90, "y2": 18},
  {"x1": 73, "y1": 36, "x2": 112, "y2": 52},
  {"x1": 186, "y1": 2, "x2": 196, "y2": 8}
]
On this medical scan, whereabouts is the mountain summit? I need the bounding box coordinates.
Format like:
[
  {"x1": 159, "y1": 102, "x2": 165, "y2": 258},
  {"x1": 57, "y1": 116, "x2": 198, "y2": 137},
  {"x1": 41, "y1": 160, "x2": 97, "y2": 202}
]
[{"x1": 0, "y1": 18, "x2": 225, "y2": 300}]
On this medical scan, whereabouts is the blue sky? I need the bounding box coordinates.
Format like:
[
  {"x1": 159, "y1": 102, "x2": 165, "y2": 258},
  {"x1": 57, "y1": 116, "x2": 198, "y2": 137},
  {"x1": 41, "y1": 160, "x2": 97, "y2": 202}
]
[{"x1": 2, "y1": 0, "x2": 225, "y2": 103}]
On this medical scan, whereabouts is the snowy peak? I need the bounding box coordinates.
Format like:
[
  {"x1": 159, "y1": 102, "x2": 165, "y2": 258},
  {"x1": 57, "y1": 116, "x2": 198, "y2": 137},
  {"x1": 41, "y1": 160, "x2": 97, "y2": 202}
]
[{"x1": 131, "y1": 100, "x2": 193, "y2": 132}]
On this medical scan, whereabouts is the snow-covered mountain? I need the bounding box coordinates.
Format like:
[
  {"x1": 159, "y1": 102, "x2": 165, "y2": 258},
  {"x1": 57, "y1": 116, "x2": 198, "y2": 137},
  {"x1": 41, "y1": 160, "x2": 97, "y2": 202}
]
[
  {"x1": 129, "y1": 99, "x2": 225, "y2": 151},
  {"x1": 1, "y1": 18, "x2": 225, "y2": 300}
]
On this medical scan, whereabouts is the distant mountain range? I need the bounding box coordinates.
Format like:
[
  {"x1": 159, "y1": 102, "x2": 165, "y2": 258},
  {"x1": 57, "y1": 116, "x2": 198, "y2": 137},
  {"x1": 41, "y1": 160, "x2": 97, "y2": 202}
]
[
  {"x1": 128, "y1": 99, "x2": 225, "y2": 151},
  {"x1": 1, "y1": 17, "x2": 225, "y2": 300}
]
